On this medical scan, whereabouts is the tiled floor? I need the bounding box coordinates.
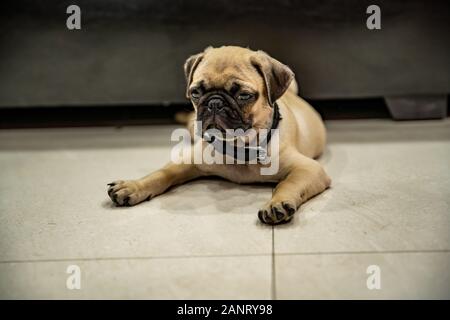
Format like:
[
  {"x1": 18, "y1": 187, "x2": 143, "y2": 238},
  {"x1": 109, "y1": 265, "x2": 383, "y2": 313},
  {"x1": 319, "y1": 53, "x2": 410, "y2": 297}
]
[{"x1": 0, "y1": 119, "x2": 449, "y2": 299}]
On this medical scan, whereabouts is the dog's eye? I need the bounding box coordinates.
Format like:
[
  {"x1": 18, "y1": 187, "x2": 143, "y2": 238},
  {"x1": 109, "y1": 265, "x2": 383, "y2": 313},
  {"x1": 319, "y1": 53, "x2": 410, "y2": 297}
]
[
  {"x1": 190, "y1": 89, "x2": 201, "y2": 99},
  {"x1": 237, "y1": 93, "x2": 252, "y2": 101}
]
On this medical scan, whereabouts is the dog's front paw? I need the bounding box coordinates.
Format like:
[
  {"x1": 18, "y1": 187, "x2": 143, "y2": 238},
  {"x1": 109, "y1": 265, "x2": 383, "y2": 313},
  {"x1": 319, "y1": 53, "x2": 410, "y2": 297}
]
[
  {"x1": 107, "y1": 180, "x2": 151, "y2": 206},
  {"x1": 258, "y1": 200, "x2": 297, "y2": 225}
]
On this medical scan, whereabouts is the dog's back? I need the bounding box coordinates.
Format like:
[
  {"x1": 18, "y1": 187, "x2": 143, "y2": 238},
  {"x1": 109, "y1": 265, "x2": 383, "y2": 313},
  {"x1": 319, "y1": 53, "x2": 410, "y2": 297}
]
[{"x1": 279, "y1": 85, "x2": 327, "y2": 159}]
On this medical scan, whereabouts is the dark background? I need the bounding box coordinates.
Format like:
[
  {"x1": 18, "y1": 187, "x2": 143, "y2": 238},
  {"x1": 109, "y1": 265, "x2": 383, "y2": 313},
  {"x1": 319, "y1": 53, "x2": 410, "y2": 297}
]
[{"x1": 0, "y1": 0, "x2": 449, "y2": 127}]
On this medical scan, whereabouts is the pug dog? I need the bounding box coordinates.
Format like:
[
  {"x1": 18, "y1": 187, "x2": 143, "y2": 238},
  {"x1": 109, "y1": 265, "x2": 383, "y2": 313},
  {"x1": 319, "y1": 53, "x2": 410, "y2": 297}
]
[{"x1": 107, "y1": 46, "x2": 331, "y2": 225}]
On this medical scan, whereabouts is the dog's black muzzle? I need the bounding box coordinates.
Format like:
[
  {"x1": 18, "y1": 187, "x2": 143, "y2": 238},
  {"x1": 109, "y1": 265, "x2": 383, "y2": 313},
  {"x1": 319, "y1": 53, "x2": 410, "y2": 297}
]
[{"x1": 206, "y1": 94, "x2": 227, "y2": 113}]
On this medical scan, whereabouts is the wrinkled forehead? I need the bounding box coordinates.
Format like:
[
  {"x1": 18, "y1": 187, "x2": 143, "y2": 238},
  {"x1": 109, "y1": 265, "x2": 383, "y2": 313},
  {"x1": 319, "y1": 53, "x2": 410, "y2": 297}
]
[{"x1": 191, "y1": 55, "x2": 262, "y2": 92}]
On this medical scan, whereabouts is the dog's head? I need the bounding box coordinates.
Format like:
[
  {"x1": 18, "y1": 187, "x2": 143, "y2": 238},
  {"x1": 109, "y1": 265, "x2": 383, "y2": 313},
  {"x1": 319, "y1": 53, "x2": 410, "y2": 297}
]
[{"x1": 184, "y1": 46, "x2": 294, "y2": 134}]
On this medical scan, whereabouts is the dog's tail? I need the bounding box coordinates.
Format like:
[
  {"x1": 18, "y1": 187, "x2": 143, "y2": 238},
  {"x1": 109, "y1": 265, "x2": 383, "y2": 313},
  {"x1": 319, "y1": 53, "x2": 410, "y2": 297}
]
[
  {"x1": 174, "y1": 111, "x2": 195, "y2": 125},
  {"x1": 287, "y1": 77, "x2": 299, "y2": 95}
]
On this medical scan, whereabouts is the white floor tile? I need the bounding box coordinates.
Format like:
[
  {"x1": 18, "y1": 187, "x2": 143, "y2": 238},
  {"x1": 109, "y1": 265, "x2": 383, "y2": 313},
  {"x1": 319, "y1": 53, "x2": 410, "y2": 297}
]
[
  {"x1": 0, "y1": 126, "x2": 272, "y2": 261},
  {"x1": 0, "y1": 255, "x2": 271, "y2": 299},
  {"x1": 275, "y1": 120, "x2": 450, "y2": 253},
  {"x1": 276, "y1": 252, "x2": 450, "y2": 299}
]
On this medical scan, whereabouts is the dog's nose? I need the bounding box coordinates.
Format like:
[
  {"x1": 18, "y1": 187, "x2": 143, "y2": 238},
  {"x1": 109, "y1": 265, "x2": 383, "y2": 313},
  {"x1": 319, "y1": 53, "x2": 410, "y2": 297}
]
[{"x1": 207, "y1": 98, "x2": 225, "y2": 112}]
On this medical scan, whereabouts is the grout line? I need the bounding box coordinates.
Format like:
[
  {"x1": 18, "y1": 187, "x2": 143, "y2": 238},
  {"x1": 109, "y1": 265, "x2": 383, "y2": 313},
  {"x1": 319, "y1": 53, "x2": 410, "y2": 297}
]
[
  {"x1": 275, "y1": 249, "x2": 450, "y2": 256},
  {"x1": 0, "y1": 253, "x2": 271, "y2": 265},
  {"x1": 0, "y1": 250, "x2": 448, "y2": 265},
  {"x1": 270, "y1": 226, "x2": 277, "y2": 300},
  {"x1": 269, "y1": 185, "x2": 277, "y2": 300}
]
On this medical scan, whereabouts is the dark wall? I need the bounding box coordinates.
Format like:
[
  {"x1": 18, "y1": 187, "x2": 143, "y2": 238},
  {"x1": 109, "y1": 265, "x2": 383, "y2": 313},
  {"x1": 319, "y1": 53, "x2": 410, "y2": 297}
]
[{"x1": 0, "y1": 0, "x2": 449, "y2": 107}]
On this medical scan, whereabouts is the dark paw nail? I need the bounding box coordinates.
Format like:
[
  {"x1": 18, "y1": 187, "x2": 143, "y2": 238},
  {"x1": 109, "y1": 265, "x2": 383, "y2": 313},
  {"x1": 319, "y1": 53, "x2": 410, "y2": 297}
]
[
  {"x1": 258, "y1": 210, "x2": 269, "y2": 223},
  {"x1": 282, "y1": 202, "x2": 296, "y2": 216},
  {"x1": 107, "y1": 182, "x2": 115, "y2": 187},
  {"x1": 258, "y1": 210, "x2": 264, "y2": 222},
  {"x1": 264, "y1": 211, "x2": 273, "y2": 224},
  {"x1": 273, "y1": 208, "x2": 285, "y2": 221},
  {"x1": 146, "y1": 195, "x2": 152, "y2": 201},
  {"x1": 124, "y1": 196, "x2": 130, "y2": 206}
]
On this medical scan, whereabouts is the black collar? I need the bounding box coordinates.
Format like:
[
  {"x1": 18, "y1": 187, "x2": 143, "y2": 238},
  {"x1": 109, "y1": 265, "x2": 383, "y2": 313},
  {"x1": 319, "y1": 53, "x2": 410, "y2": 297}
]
[
  {"x1": 204, "y1": 102, "x2": 282, "y2": 163},
  {"x1": 267, "y1": 101, "x2": 282, "y2": 142}
]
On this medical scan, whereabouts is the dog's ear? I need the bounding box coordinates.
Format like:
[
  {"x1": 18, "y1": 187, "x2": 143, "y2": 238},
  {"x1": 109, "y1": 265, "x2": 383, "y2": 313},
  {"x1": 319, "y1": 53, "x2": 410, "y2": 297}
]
[
  {"x1": 250, "y1": 51, "x2": 294, "y2": 106},
  {"x1": 183, "y1": 52, "x2": 204, "y2": 98}
]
